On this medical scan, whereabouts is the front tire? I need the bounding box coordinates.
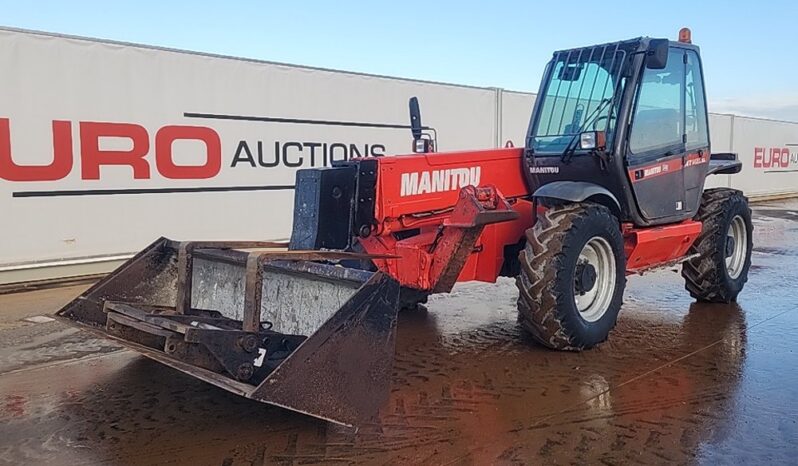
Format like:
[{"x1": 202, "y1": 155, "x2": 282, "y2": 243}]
[
  {"x1": 681, "y1": 188, "x2": 753, "y2": 302},
  {"x1": 516, "y1": 203, "x2": 626, "y2": 351}
]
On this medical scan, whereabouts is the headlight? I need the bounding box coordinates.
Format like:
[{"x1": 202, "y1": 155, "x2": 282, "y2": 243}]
[{"x1": 579, "y1": 131, "x2": 606, "y2": 150}]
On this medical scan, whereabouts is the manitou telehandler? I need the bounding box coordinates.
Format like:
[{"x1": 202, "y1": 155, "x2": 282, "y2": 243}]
[{"x1": 58, "y1": 29, "x2": 752, "y2": 425}]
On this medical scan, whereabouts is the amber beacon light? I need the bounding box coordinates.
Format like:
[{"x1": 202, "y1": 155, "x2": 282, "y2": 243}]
[{"x1": 678, "y1": 27, "x2": 692, "y2": 44}]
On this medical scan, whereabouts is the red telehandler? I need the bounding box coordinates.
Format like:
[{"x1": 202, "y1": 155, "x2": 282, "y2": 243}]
[{"x1": 57, "y1": 29, "x2": 752, "y2": 426}]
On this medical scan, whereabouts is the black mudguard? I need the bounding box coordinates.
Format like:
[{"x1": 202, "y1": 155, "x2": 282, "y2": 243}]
[
  {"x1": 533, "y1": 181, "x2": 622, "y2": 215},
  {"x1": 708, "y1": 153, "x2": 742, "y2": 175}
]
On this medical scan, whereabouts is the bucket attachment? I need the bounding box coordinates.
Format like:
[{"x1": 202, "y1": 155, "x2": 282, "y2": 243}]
[{"x1": 56, "y1": 238, "x2": 400, "y2": 426}]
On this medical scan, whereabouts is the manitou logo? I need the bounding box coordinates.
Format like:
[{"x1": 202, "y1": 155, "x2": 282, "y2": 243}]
[
  {"x1": 643, "y1": 164, "x2": 668, "y2": 177},
  {"x1": 400, "y1": 166, "x2": 481, "y2": 197},
  {"x1": 529, "y1": 166, "x2": 559, "y2": 174}
]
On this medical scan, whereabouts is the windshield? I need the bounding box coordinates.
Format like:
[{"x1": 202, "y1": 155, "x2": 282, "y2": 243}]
[{"x1": 530, "y1": 44, "x2": 629, "y2": 154}]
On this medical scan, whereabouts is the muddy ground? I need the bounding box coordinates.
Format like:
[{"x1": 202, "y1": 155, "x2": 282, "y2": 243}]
[{"x1": 1, "y1": 199, "x2": 797, "y2": 465}]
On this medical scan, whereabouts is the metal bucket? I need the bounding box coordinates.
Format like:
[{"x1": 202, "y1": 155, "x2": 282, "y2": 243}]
[{"x1": 56, "y1": 237, "x2": 400, "y2": 426}]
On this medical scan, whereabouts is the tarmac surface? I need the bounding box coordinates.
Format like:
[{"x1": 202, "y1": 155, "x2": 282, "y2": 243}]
[{"x1": 1, "y1": 199, "x2": 797, "y2": 465}]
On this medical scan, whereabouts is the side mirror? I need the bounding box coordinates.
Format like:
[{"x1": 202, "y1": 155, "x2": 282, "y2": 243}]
[
  {"x1": 408, "y1": 97, "x2": 436, "y2": 153},
  {"x1": 409, "y1": 97, "x2": 423, "y2": 140},
  {"x1": 646, "y1": 39, "x2": 669, "y2": 69}
]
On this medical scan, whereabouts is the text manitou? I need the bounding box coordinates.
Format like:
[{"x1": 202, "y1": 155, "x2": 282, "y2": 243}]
[{"x1": 400, "y1": 166, "x2": 481, "y2": 196}]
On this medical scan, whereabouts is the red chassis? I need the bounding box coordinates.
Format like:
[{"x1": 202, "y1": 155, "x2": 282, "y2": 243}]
[{"x1": 357, "y1": 148, "x2": 702, "y2": 293}]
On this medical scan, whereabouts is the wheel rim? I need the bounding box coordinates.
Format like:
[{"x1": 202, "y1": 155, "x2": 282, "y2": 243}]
[
  {"x1": 574, "y1": 236, "x2": 616, "y2": 322},
  {"x1": 726, "y1": 215, "x2": 748, "y2": 279}
]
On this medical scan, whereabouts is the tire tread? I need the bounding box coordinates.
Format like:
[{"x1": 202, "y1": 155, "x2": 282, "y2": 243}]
[
  {"x1": 516, "y1": 204, "x2": 625, "y2": 351},
  {"x1": 681, "y1": 188, "x2": 752, "y2": 303}
]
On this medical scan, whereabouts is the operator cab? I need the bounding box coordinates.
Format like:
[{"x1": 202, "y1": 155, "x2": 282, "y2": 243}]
[{"x1": 524, "y1": 28, "x2": 723, "y2": 227}]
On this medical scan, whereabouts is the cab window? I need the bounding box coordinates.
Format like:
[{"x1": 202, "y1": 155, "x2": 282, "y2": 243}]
[
  {"x1": 531, "y1": 46, "x2": 628, "y2": 154},
  {"x1": 629, "y1": 48, "x2": 685, "y2": 156},
  {"x1": 685, "y1": 50, "x2": 709, "y2": 149}
]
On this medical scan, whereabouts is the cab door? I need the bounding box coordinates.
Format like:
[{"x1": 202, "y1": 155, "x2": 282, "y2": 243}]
[
  {"x1": 626, "y1": 47, "x2": 688, "y2": 222},
  {"x1": 682, "y1": 49, "x2": 711, "y2": 215}
]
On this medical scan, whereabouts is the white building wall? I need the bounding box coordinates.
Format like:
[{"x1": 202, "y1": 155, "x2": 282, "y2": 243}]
[
  {"x1": 705, "y1": 114, "x2": 734, "y2": 189},
  {"x1": 728, "y1": 116, "x2": 798, "y2": 197},
  {"x1": 499, "y1": 91, "x2": 535, "y2": 147}
]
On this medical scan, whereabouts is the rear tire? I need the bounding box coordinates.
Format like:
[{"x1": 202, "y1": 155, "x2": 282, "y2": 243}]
[
  {"x1": 681, "y1": 188, "x2": 752, "y2": 302},
  {"x1": 516, "y1": 203, "x2": 626, "y2": 351}
]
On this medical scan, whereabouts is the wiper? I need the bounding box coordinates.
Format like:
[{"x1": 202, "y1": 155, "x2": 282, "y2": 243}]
[{"x1": 560, "y1": 98, "x2": 613, "y2": 163}]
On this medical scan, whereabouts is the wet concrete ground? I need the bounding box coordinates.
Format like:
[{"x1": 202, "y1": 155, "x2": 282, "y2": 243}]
[{"x1": 1, "y1": 200, "x2": 797, "y2": 465}]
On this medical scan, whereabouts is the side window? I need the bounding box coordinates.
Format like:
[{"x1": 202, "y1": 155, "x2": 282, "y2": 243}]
[
  {"x1": 685, "y1": 51, "x2": 709, "y2": 149},
  {"x1": 629, "y1": 49, "x2": 685, "y2": 156}
]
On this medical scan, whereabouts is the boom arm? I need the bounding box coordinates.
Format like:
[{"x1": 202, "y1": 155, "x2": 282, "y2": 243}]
[
  {"x1": 352, "y1": 148, "x2": 534, "y2": 292},
  {"x1": 368, "y1": 148, "x2": 530, "y2": 235}
]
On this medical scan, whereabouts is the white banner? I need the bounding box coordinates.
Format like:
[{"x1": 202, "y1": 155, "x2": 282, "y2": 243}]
[
  {"x1": 0, "y1": 28, "x2": 500, "y2": 276},
  {"x1": 729, "y1": 116, "x2": 798, "y2": 196}
]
